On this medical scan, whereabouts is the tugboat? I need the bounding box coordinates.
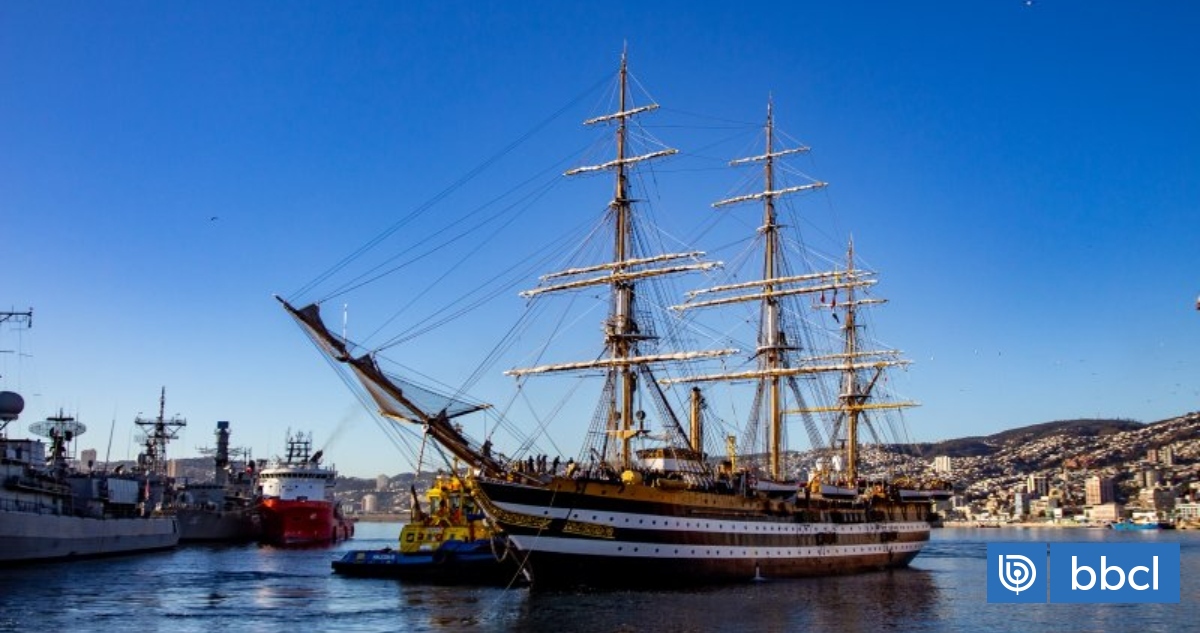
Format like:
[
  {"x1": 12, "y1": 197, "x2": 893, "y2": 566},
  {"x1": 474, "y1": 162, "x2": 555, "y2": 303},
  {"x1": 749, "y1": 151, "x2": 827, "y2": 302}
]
[
  {"x1": 332, "y1": 468, "x2": 519, "y2": 584},
  {"x1": 257, "y1": 430, "x2": 354, "y2": 546}
]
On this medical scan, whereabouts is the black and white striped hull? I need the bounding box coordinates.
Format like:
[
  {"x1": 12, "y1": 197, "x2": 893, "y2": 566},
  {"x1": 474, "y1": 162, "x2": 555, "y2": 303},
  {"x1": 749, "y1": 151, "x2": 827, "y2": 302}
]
[{"x1": 474, "y1": 477, "x2": 931, "y2": 590}]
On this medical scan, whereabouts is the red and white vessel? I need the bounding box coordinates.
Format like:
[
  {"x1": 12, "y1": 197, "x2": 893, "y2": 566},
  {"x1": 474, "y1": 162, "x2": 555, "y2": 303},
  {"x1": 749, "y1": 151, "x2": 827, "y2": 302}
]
[{"x1": 257, "y1": 431, "x2": 353, "y2": 546}]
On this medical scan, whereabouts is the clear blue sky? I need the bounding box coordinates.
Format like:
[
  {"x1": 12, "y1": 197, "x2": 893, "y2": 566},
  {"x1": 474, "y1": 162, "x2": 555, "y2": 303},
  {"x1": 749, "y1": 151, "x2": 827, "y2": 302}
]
[{"x1": 2, "y1": 2, "x2": 1197, "y2": 478}]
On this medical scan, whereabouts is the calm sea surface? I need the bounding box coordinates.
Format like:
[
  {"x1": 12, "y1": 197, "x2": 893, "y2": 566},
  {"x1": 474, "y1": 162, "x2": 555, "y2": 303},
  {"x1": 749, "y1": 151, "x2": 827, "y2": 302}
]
[{"x1": 1, "y1": 523, "x2": 1196, "y2": 632}]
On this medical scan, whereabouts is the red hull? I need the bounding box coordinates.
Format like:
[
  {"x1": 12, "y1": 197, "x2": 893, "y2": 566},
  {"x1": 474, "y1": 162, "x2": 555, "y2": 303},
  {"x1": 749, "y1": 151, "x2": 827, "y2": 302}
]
[{"x1": 259, "y1": 499, "x2": 354, "y2": 546}]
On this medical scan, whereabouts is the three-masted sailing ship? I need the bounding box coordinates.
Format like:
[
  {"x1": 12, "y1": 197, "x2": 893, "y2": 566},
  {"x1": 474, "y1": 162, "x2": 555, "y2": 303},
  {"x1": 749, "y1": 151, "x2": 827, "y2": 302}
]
[{"x1": 280, "y1": 53, "x2": 943, "y2": 589}]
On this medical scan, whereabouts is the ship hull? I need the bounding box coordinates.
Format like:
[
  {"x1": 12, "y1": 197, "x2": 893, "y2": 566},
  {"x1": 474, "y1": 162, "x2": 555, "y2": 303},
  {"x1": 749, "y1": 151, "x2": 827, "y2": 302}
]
[
  {"x1": 177, "y1": 506, "x2": 261, "y2": 542},
  {"x1": 0, "y1": 511, "x2": 179, "y2": 563},
  {"x1": 475, "y1": 477, "x2": 931, "y2": 590},
  {"x1": 259, "y1": 498, "x2": 353, "y2": 546},
  {"x1": 332, "y1": 539, "x2": 519, "y2": 585},
  {"x1": 517, "y1": 546, "x2": 921, "y2": 589}
]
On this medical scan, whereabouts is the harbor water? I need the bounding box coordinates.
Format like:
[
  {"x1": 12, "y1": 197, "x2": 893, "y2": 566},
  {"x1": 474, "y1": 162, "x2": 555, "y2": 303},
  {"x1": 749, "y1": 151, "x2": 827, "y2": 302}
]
[{"x1": 1, "y1": 523, "x2": 1196, "y2": 632}]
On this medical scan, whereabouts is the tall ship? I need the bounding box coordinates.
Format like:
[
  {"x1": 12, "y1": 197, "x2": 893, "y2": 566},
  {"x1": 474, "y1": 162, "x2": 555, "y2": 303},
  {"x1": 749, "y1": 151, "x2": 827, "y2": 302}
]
[
  {"x1": 279, "y1": 54, "x2": 943, "y2": 589},
  {"x1": 174, "y1": 420, "x2": 262, "y2": 542},
  {"x1": 1, "y1": 310, "x2": 180, "y2": 563},
  {"x1": 257, "y1": 431, "x2": 354, "y2": 546}
]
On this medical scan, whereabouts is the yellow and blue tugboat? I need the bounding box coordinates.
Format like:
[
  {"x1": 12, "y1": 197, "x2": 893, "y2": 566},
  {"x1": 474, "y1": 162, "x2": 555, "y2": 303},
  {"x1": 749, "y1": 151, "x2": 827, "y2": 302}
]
[{"x1": 332, "y1": 471, "x2": 519, "y2": 585}]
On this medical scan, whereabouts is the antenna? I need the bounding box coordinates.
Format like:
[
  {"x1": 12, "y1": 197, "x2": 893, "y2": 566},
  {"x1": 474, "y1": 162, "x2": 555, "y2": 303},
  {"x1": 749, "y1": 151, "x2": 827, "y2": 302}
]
[
  {"x1": 0, "y1": 312, "x2": 31, "y2": 434},
  {"x1": 105, "y1": 408, "x2": 117, "y2": 471},
  {"x1": 133, "y1": 387, "x2": 186, "y2": 475},
  {"x1": 0, "y1": 308, "x2": 33, "y2": 401}
]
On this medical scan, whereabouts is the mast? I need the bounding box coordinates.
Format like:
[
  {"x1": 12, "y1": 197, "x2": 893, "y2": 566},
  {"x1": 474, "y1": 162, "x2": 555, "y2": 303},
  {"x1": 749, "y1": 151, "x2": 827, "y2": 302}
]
[
  {"x1": 512, "y1": 51, "x2": 725, "y2": 472},
  {"x1": 723, "y1": 101, "x2": 823, "y2": 480},
  {"x1": 669, "y1": 101, "x2": 917, "y2": 489},
  {"x1": 133, "y1": 386, "x2": 186, "y2": 476},
  {"x1": 842, "y1": 241, "x2": 861, "y2": 486},
  {"x1": 761, "y1": 102, "x2": 783, "y2": 480},
  {"x1": 832, "y1": 239, "x2": 918, "y2": 488},
  {"x1": 612, "y1": 52, "x2": 636, "y2": 469},
  {"x1": 689, "y1": 387, "x2": 703, "y2": 455},
  {"x1": 674, "y1": 101, "x2": 827, "y2": 481},
  {"x1": 0, "y1": 308, "x2": 32, "y2": 436}
]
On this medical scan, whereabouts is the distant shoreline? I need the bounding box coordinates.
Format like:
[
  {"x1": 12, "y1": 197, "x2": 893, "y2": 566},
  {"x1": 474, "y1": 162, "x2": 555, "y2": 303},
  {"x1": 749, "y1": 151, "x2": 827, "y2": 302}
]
[
  {"x1": 943, "y1": 520, "x2": 1200, "y2": 530},
  {"x1": 349, "y1": 512, "x2": 410, "y2": 523},
  {"x1": 943, "y1": 521, "x2": 1091, "y2": 529}
]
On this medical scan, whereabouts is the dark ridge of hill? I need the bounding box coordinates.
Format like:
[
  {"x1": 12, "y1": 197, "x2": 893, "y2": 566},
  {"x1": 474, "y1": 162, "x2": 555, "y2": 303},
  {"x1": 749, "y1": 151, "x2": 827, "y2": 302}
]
[
  {"x1": 985, "y1": 418, "x2": 1144, "y2": 444},
  {"x1": 896, "y1": 418, "x2": 1146, "y2": 458}
]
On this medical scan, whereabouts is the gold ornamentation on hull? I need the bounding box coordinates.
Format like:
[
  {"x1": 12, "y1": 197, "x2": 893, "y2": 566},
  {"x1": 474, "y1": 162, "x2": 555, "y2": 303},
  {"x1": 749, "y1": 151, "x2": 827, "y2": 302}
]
[
  {"x1": 562, "y1": 521, "x2": 615, "y2": 539},
  {"x1": 476, "y1": 491, "x2": 552, "y2": 530}
]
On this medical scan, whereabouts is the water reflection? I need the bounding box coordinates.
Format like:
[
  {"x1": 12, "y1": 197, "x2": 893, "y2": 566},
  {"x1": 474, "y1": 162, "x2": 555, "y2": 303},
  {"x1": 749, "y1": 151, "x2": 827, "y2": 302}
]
[{"x1": 495, "y1": 567, "x2": 941, "y2": 633}]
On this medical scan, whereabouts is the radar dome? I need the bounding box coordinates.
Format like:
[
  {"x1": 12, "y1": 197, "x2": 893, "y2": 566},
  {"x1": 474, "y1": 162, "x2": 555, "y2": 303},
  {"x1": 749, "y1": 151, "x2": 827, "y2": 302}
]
[{"x1": 0, "y1": 391, "x2": 25, "y2": 422}]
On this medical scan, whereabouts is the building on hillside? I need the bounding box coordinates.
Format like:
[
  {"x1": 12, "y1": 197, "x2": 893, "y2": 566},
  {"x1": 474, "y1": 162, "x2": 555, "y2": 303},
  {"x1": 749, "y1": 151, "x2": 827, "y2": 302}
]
[
  {"x1": 933, "y1": 455, "x2": 952, "y2": 474},
  {"x1": 1146, "y1": 445, "x2": 1176, "y2": 467},
  {"x1": 1013, "y1": 492, "x2": 1029, "y2": 519},
  {"x1": 1176, "y1": 503, "x2": 1200, "y2": 522},
  {"x1": 1030, "y1": 496, "x2": 1059, "y2": 519},
  {"x1": 1087, "y1": 502, "x2": 1123, "y2": 523},
  {"x1": 1086, "y1": 476, "x2": 1115, "y2": 506},
  {"x1": 1026, "y1": 474, "x2": 1049, "y2": 499},
  {"x1": 1136, "y1": 487, "x2": 1176, "y2": 512}
]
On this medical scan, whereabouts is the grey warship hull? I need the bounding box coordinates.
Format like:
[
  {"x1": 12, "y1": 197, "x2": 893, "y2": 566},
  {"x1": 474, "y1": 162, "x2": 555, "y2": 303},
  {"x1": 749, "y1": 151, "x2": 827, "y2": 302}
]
[{"x1": 0, "y1": 511, "x2": 179, "y2": 563}]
